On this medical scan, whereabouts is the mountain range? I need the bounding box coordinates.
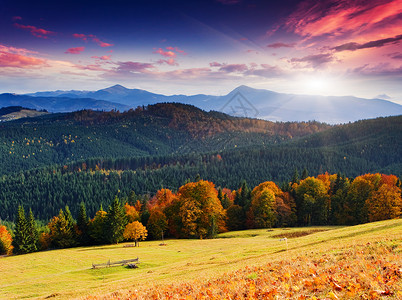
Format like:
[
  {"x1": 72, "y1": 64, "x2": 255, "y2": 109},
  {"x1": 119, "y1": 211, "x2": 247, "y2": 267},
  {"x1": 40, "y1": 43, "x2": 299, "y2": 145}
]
[{"x1": 3, "y1": 84, "x2": 397, "y2": 124}]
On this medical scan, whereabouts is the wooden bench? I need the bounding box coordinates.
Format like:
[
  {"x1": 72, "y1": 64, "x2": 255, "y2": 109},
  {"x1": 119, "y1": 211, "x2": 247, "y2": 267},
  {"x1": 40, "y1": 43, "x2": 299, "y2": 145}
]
[{"x1": 92, "y1": 257, "x2": 139, "y2": 269}]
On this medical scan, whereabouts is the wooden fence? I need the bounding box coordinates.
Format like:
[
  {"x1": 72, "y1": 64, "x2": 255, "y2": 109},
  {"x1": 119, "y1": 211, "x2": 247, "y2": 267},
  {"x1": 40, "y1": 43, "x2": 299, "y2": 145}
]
[{"x1": 92, "y1": 257, "x2": 139, "y2": 269}]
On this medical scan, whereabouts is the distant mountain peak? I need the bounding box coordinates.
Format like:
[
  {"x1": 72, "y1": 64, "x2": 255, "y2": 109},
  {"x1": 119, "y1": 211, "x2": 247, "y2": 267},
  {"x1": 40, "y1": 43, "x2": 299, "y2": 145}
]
[{"x1": 101, "y1": 84, "x2": 129, "y2": 92}]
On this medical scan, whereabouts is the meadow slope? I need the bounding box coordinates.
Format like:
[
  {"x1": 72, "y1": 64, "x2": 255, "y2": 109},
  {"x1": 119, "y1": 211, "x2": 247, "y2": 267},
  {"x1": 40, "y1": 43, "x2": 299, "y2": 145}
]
[{"x1": 0, "y1": 219, "x2": 401, "y2": 299}]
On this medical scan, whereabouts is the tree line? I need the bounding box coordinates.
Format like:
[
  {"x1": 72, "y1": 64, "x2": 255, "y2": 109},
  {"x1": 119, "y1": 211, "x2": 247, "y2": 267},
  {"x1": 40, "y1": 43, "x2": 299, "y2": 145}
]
[{"x1": 1, "y1": 172, "x2": 401, "y2": 256}]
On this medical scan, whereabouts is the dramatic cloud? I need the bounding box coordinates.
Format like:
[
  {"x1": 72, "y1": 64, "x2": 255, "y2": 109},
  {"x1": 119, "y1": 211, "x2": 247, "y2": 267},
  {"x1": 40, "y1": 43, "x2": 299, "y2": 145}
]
[
  {"x1": 14, "y1": 23, "x2": 55, "y2": 39},
  {"x1": 157, "y1": 58, "x2": 178, "y2": 66},
  {"x1": 154, "y1": 48, "x2": 176, "y2": 58},
  {"x1": 281, "y1": 0, "x2": 402, "y2": 40},
  {"x1": 333, "y1": 34, "x2": 402, "y2": 52},
  {"x1": 219, "y1": 64, "x2": 248, "y2": 73},
  {"x1": 65, "y1": 47, "x2": 85, "y2": 54},
  {"x1": 267, "y1": 42, "x2": 295, "y2": 48},
  {"x1": 72, "y1": 33, "x2": 113, "y2": 47},
  {"x1": 0, "y1": 51, "x2": 47, "y2": 68},
  {"x1": 290, "y1": 53, "x2": 334, "y2": 67}
]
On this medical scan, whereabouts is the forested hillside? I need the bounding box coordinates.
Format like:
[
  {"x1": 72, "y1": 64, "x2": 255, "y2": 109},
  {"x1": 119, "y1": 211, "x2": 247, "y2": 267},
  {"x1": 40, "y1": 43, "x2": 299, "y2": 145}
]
[
  {"x1": 0, "y1": 103, "x2": 329, "y2": 175},
  {"x1": 0, "y1": 114, "x2": 401, "y2": 221}
]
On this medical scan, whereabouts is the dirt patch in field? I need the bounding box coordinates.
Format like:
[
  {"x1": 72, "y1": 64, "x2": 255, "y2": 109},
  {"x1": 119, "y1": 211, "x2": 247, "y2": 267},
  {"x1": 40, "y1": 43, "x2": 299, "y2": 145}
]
[{"x1": 272, "y1": 229, "x2": 329, "y2": 239}]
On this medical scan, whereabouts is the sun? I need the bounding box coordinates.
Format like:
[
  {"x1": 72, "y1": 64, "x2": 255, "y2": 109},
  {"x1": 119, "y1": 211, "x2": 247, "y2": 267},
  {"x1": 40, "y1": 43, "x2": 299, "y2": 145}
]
[{"x1": 297, "y1": 75, "x2": 335, "y2": 95}]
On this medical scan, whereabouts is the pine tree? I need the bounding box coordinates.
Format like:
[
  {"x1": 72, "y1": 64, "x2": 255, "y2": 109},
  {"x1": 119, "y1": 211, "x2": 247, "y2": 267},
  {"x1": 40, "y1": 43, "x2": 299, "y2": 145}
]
[
  {"x1": 301, "y1": 168, "x2": 309, "y2": 180},
  {"x1": 27, "y1": 209, "x2": 38, "y2": 253},
  {"x1": 13, "y1": 205, "x2": 30, "y2": 254},
  {"x1": 77, "y1": 202, "x2": 89, "y2": 245},
  {"x1": 105, "y1": 196, "x2": 127, "y2": 244}
]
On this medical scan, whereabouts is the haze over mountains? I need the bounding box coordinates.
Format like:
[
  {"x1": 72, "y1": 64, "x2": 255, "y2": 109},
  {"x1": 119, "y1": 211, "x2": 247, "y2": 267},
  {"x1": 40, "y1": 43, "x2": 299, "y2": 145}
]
[{"x1": 0, "y1": 85, "x2": 400, "y2": 124}]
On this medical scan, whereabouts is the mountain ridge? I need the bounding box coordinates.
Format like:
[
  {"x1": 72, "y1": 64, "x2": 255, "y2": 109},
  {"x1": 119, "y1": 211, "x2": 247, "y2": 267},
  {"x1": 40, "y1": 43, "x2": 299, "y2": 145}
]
[{"x1": 15, "y1": 84, "x2": 402, "y2": 123}]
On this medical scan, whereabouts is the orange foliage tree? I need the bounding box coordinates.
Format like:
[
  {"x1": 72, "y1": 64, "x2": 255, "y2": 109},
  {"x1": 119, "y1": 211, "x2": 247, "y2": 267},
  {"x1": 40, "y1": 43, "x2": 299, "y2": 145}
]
[
  {"x1": 0, "y1": 225, "x2": 13, "y2": 255},
  {"x1": 366, "y1": 183, "x2": 402, "y2": 222},
  {"x1": 123, "y1": 221, "x2": 148, "y2": 246}
]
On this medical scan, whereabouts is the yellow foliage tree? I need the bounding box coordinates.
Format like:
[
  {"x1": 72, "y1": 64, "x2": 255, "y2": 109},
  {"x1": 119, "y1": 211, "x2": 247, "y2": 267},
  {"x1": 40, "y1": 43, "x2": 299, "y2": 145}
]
[{"x1": 123, "y1": 221, "x2": 148, "y2": 246}]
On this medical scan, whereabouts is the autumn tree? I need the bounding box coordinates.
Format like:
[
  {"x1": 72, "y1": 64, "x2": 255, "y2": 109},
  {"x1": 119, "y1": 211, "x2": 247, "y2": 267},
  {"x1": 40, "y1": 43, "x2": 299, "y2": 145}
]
[
  {"x1": 226, "y1": 204, "x2": 245, "y2": 231},
  {"x1": 366, "y1": 183, "x2": 402, "y2": 222},
  {"x1": 124, "y1": 202, "x2": 140, "y2": 223},
  {"x1": 48, "y1": 208, "x2": 77, "y2": 248},
  {"x1": 177, "y1": 180, "x2": 226, "y2": 239},
  {"x1": 0, "y1": 225, "x2": 13, "y2": 255},
  {"x1": 295, "y1": 177, "x2": 330, "y2": 225},
  {"x1": 247, "y1": 182, "x2": 278, "y2": 228},
  {"x1": 275, "y1": 192, "x2": 297, "y2": 227},
  {"x1": 147, "y1": 208, "x2": 168, "y2": 240},
  {"x1": 346, "y1": 176, "x2": 375, "y2": 224},
  {"x1": 88, "y1": 208, "x2": 108, "y2": 244},
  {"x1": 123, "y1": 221, "x2": 148, "y2": 246}
]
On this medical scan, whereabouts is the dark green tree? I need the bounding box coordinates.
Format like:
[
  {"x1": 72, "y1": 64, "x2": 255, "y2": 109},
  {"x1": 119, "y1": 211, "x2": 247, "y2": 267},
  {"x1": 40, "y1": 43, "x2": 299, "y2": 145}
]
[
  {"x1": 301, "y1": 168, "x2": 309, "y2": 180},
  {"x1": 13, "y1": 205, "x2": 30, "y2": 254},
  {"x1": 105, "y1": 196, "x2": 127, "y2": 244},
  {"x1": 26, "y1": 209, "x2": 38, "y2": 253},
  {"x1": 77, "y1": 202, "x2": 89, "y2": 244}
]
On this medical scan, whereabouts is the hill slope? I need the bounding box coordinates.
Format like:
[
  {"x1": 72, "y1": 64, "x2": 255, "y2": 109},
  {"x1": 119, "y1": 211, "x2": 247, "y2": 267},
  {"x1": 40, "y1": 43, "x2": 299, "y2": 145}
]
[
  {"x1": 0, "y1": 102, "x2": 330, "y2": 175},
  {"x1": 0, "y1": 220, "x2": 400, "y2": 299}
]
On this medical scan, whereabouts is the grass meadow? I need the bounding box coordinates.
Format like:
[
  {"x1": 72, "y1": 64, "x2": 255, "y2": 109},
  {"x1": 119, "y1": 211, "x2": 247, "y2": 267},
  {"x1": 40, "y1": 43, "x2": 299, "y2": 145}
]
[{"x1": 0, "y1": 219, "x2": 401, "y2": 299}]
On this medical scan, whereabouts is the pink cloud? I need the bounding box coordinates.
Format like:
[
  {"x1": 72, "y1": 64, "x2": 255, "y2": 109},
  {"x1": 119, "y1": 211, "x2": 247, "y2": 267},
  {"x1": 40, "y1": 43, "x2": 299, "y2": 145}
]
[
  {"x1": 65, "y1": 47, "x2": 85, "y2": 54},
  {"x1": 73, "y1": 33, "x2": 87, "y2": 41},
  {"x1": 154, "y1": 48, "x2": 176, "y2": 58},
  {"x1": 92, "y1": 37, "x2": 114, "y2": 47},
  {"x1": 280, "y1": 0, "x2": 402, "y2": 44},
  {"x1": 0, "y1": 44, "x2": 38, "y2": 56},
  {"x1": 165, "y1": 46, "x2": 186, "y2": 54},
  {"x1": 157, "y1": 58, "x2": 179, "y2": 66},
  {"x1": 0, "y1": 51, "x2": 47, "y2": 68},
  {"x1": 14, "y1": 23, "x2": 55, "y2": 39},
  {"x1": 267, "y1": 42, "x2": 295, "y2": 48},
  {"x1": 92, "y1": 55, "x2": 112, "y2": 61},
  {"x1": 12, "y1": 16, "x2": 22, "y2": 21},
  {"x1": 73, "y1": 33, "x2": 114, "y2": 47},
  {"x1": 209, "y1": 62, "x2": 223, "y2": 67}
]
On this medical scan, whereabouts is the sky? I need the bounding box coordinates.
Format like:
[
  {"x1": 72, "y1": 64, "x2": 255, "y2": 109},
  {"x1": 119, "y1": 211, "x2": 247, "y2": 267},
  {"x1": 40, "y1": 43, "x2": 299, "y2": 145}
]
[{"x1": 1, "y1": 0, "x2": 402, "y2": 103}]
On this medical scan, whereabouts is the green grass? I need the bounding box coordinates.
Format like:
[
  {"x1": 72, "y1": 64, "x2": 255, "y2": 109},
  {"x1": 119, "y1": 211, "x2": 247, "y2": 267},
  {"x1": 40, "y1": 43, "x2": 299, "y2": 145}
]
[{"x1": 0, "y1": 219, "x2": 401, "y2": 299}]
